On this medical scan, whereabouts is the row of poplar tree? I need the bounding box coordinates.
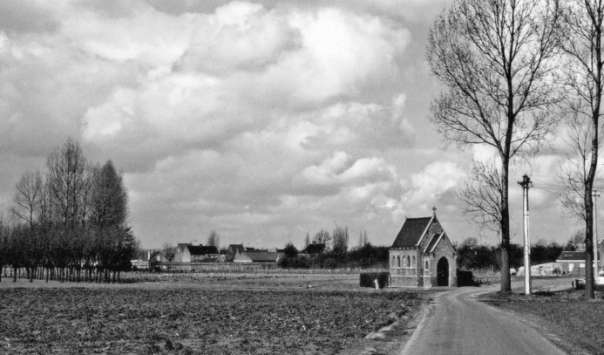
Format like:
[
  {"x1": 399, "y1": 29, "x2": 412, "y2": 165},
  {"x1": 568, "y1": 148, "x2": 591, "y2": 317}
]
[{"x1": 0, "y1": 139, "x2": 137, "y2": 282}]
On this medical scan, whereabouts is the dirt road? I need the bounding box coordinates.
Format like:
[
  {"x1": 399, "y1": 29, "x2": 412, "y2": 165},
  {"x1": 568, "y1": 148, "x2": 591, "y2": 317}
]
[{"x1": 401, "y1": 287, "x2": 567, "y2": 355}]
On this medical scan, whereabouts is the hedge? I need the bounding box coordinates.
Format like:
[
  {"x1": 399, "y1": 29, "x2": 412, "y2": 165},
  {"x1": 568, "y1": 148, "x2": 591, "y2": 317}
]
[
  {"x1": 359, "y1": 272, "x2": 389, "y2": 288},
  {"x1": 456, "y1": 270, "x2": 478, "y2": 286}
]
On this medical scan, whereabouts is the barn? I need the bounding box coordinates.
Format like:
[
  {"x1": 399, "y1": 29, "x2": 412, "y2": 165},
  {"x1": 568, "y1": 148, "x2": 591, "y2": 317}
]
[{"x1": 389, "y1": 208, "x2": 456, "y2": 288}]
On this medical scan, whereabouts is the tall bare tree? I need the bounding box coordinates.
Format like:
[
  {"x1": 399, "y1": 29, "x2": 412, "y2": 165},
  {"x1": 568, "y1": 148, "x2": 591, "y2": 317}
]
[
  {"x1": 313, "y1": 229, "x2": 331, "y2": 247},
  {"x1": 358, "y1": 230, "x2": 369, "y2": 247},
  {"x1": 427, "y1": 0, "x2": 560, "y2": 292},
  {"x1": 46, "y1": 139, "x2": 91, "y2": 228},
  {"x1": 332, "y1": 226, "x2": 349, "y2": 254},
  {"x1": 559, "y1": 107, "x2": 593, "y2": 221},
  {"x1": 12, "y1": 171, "x2": 43, "y2": 228},
  {"x1": 207, "y1": 230, "x2": 219, "y2": 248},
  {"x1": 558, "y1": 0, "x2": 604, "y2": 298}
]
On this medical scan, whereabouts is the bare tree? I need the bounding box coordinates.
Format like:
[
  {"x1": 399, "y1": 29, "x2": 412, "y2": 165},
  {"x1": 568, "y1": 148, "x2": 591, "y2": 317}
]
[
  {"x1": 459, "y1": 162, "x2": 503, "y2": 231},
  {"x1": 332, "y1": 226, "x2": 349, "y2": 254},
  {"x1": 207, "y1": 230, "x2": 219, "y2": 248},
  {"x1": 313, "y1": 229, "x2": 331, "y2": 247},
  {"x1": 358, "y1": 229, "x2": 369, "y2": 247},
  {"x1": 427, "y1": 0, "x2": 560, "y2": 292},
  {"x1": 11, "y1": 171, "x2": 43, "y2": 228},
  {"x1": 162, "y1": 243, "x2": 176, "y2": 262},
  {"x1": 46, "y1": 139, "x2": 91, "y2": 228},
  {"x1": 559, "y1": 107, "x2": 593, "y2": 221},
  {"x1": 558, "y1": 0, "x2": 604, "y2": 299}
]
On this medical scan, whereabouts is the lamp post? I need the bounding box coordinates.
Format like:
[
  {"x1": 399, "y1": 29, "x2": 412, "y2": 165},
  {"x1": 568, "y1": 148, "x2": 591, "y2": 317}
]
[{"x1": 518, "y1": 174, "x2": 532, "y2": 295}]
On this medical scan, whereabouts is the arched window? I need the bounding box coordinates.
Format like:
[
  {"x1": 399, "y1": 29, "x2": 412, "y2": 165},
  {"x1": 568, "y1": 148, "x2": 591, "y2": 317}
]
[
  {"x1": 406, "y1": 255, "x2": 411, "y2": 268},
  {"x1": 425, "y1": 260, "x2": 430, "y2": 270},
  {"x1": 412, "y1": 255, "x2": 416, "y2": 268},
  {"x1": 397, "y1": 255, "x2": 401, "y2": 267}
]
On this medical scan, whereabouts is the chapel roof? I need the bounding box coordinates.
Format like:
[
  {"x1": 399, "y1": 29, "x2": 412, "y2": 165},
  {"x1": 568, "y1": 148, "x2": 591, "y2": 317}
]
[{"x1": 391, "y1": 217, "x2": 432, "y2": 248}]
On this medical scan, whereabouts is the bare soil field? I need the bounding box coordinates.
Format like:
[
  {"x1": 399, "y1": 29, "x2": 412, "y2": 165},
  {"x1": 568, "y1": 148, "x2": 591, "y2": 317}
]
[
  {"x1": 0, "y1": 273, "x2": 428, "y2": 354},
  {"x1": 480, "y1": 278, "x2": 604, "y2": 355}
]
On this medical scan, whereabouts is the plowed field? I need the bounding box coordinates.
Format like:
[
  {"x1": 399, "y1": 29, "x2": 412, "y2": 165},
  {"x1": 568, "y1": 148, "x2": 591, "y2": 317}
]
[{"x1": 0, "y1": 287, "x2": 422, "y2": 354}]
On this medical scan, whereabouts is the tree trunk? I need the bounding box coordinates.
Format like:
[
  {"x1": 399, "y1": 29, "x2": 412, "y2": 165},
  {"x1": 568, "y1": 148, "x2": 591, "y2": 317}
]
[
  {"x1": 585, "y1": 181, "x2": 595, "y2": 299},
  {"x1": 499, "y1": 155, "x2": 511, "y2": 292}
]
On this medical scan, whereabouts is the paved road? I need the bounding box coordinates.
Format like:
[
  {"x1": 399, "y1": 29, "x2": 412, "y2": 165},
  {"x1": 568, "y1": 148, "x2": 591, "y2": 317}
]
[{"x1": 401, "y1": 287, "x2": 567, "y2": 355}]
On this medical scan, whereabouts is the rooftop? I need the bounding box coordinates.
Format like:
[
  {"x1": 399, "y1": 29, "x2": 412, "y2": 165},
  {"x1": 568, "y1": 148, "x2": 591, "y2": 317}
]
[{"x1": 391, "y1": 217, "x2": 432, "y2": 248}]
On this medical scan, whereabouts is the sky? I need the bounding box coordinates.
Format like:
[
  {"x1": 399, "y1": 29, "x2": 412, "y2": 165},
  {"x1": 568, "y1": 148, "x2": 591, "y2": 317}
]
[{"x1": 0, "y1": 0, "x2": 595, "y2": 249}]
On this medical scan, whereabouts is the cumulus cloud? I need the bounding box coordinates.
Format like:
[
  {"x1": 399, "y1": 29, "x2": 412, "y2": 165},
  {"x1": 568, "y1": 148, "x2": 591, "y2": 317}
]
[
  {"x1": 402, "y1": 161, "x2": 467, "y2": 212},
  {"x1": 1, "y1": 0, "x2": 580, "y2": 248}
]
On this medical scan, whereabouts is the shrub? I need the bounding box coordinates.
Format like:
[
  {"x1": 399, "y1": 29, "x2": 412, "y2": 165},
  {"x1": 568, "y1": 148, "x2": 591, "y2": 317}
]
[
  {"x1": 278, "y1": 255, "x2": 311, "y2": 268},
  {"x1": 456, "y1": 270, "x2": 478, "y2": 286},
  {"x1": 360, "y1": 272, "x2": 389, "y2": 289}
]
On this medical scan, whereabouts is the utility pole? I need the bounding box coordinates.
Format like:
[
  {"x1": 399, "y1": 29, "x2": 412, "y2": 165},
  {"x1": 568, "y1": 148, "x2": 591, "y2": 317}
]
[
  {"x1": 518, "y1": 174, "x2": 532, "y2": 295},
  {"x1": 593, "y1": 190, "x2": 600, "y2": 279}
]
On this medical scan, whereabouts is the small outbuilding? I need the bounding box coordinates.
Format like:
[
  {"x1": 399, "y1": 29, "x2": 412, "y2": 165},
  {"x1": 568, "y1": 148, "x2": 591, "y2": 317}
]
[{"x1": 389, "y1": 208, "x2": 456, "y2": 288}]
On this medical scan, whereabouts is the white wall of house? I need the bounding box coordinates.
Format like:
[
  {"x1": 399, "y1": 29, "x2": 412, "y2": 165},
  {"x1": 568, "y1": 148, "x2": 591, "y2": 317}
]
[
  {"x1": 233, "y1": 252, "x2": 253, "y2": 263},
  {"x1": 174, "y1": 245, "x2": 191, "y2": 263}
]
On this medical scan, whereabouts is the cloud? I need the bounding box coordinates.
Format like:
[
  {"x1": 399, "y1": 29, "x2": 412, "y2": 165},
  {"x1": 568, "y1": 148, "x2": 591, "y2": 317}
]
[
  {"x1": 0, "y1": 0, "x2": 59, "y2": 34},
  {"x1": 1, "y1": 0, "x2": 582, "y2": 249},
  {"x1": 403, "y1": 161, "x2": 467, "y2": 211}
]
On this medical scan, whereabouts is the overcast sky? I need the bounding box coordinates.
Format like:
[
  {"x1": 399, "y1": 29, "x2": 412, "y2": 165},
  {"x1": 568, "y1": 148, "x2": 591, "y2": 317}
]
[{"x1": 0, "y1": 0, "x2": 594, "y2": 249}]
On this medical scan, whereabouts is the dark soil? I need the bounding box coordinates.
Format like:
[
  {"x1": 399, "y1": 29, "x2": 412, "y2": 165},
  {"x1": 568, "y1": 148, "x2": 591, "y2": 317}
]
[{"x1": 0, "y1": 287, "x2": 423, "y2": 354}]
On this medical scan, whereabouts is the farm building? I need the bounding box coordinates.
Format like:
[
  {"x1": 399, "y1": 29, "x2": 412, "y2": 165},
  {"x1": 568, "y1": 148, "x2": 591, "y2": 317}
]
[
  {"x1": 556, "y1": 251, "x2": 586, "y2": 274},
  {"x1": 389, "y1": 208, "x2": 456, "y2": 288},
  {"x1": 233, "y1": 251, "x2": 283, "y2": 264},
  {"x1": 174, "y1": 244, "x2": 220, "y2": 263},
  {"x1": 516, "y1": 262, "x2": 561, "y2": 277}
]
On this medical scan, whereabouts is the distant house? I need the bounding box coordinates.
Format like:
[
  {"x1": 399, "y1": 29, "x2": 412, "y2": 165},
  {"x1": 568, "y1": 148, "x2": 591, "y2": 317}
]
[
  {"x1": 228, "y1": 244, "x2": 245, "y2": 254},
  {"x1": 556, "y1": 251, "x2": 586, "y2": 274},
  {"x1": 226, "y1": 244, "x2": 245, "y2": 261},
  {"x1": 233, "y1": 251, "x2": 283, "y2": 264},
  {"x1": 130, "y1": 249, "x2": 153, "y2": 270},
  {"x1": 174, "y1": 243, "x2": 220, "y2": 263},
  {"x1": 389, "y1": 208, "x2": 456, "y2": 288}
]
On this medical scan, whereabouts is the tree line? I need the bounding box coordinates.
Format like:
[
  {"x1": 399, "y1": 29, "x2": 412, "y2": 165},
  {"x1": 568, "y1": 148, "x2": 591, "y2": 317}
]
[
  {"x1": 280, "y1": 227, "x2": 389, "y2": 269},
  {"x1": 456, "y1": 237, "x2": 564, "y2": 271},
  {"x1": 428, "y1": 0, "x2": 604, "y2": 297},
  {"x1": 0, "y1": 139, "x2": 137, "y2": 283}
]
